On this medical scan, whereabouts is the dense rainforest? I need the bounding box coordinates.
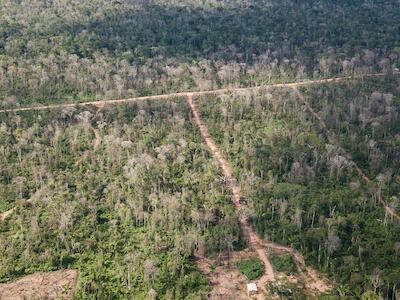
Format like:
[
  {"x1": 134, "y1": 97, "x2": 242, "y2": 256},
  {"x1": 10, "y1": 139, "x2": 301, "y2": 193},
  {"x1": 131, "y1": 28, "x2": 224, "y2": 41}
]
[
  {"x1": 0, "y1": 0, "x2": 400, "y2": 107},
  {"x1": 1, "y1": 0, "x2": 400, "y2": 299}
]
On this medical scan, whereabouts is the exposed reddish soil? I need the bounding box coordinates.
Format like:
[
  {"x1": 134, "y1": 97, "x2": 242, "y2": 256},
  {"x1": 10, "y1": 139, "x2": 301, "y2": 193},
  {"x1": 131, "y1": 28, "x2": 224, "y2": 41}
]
[
  {"x1": 0, "y1": 269, "x2": 79, "y2": 300},
  {"x1": 187, "y1": 94, "x2": 273, "y2": 299},
  {"x1": 196, "y1": 254, "x2": 250, "y2": 300}
]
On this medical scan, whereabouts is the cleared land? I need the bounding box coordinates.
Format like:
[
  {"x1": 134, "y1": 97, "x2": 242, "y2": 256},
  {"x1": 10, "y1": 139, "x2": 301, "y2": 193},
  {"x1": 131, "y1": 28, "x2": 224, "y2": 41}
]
[{"x1": 0, "y1": 270, "x2": 78, "y2": 300}]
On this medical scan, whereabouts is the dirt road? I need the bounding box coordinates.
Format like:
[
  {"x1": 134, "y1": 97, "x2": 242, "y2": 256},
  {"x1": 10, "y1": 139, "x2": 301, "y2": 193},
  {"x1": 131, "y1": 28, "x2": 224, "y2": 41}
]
[
  {"x1": 187, "y1": 94, "x2": 331, "y2": 299},
  {"x1": 186, "y1": 94, "x2": 275, "y2": 296},
  {"x1": 0, "y1": 73, "x2": 391, "y2": 114},
  {"x1": 292, "y1": 87, "x2": 400, "y2": 221},
  {"x1": 187, "y1": 94, "x2": 331, "y2": 298}
]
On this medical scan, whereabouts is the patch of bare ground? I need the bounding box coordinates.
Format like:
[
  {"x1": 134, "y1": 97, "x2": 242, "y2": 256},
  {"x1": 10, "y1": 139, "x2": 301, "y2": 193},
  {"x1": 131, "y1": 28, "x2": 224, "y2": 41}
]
[
  {"x1": 0, "y1": 269, "x2": 79, "y2": 300},
  {"x1": 0, "y1": 208, "x2": 16, "y2": 221},
  {"x1": 196, "y1": 248, "x2": 329, "y2": 300},
  {"x1": 196, "y1": 254, "x2": 250, "y2": 300},
  {"x1": 265, "y1": 242, "x2": 331, "y2": 294}
]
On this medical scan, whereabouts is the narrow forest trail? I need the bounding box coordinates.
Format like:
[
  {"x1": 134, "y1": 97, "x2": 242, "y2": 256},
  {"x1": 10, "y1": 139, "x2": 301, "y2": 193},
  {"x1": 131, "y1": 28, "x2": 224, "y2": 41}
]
[
  {"x1": 292, "y1": 87, "x2": 400, "y2": 222},
  {"x1": 0, "y1": 73, "x2": 392, "y2": 114},
  {"x1": 187, "y1": 94, "x2": 330, "y2": 298}
]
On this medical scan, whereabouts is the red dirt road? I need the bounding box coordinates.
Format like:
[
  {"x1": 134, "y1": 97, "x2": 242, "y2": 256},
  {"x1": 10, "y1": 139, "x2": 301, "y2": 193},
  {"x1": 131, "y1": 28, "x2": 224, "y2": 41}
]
[
  {"x1": 186, "y1": 95, "x2": 275, "y2": 296},
  {"x1": 0, "y1": 73, "x2": 391, "y2": 114}
]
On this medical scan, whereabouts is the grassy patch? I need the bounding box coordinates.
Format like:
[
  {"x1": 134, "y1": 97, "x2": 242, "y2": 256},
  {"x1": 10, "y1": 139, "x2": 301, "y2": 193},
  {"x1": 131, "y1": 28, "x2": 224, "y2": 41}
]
[
  {"x1": 237, "y1": 258, "x2": 264, "y2": 280},
  {"x1": 270, "y1": 253, "x2": 297, "y2": 275}
]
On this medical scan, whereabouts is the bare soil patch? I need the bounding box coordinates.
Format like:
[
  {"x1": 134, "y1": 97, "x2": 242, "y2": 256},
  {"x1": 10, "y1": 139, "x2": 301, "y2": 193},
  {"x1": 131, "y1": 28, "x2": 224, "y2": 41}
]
[{"x1": 0, "y1": 269, "x2": 79, "y2": 300}]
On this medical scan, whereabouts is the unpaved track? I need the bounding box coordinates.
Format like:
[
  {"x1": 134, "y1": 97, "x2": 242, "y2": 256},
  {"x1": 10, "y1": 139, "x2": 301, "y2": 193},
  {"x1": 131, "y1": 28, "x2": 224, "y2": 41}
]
[
  {"x1": 0, "y1": 73, "x2": 391, "y2": 114},
  {"x1": 186, "y1": 95, "x2": 274, "y2": 298},
  {"x1": 292, "y1": 87, "x2": 400, "y2": 221},
  {"x1": 264, "y1": 242, "x2": 331, "y2": 293},
  {"x1": 187, "y1": 94, "x2": 330, "y2": 297}
]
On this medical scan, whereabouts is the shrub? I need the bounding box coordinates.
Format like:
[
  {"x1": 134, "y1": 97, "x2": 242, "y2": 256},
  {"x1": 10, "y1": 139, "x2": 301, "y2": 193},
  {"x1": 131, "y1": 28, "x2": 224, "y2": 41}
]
[
  {"x1": 237, "y1": 258, "x2": 264, "y2": 280},
  {"x1": 270, "y1": 254, "x2": 297, "y2": 275}
]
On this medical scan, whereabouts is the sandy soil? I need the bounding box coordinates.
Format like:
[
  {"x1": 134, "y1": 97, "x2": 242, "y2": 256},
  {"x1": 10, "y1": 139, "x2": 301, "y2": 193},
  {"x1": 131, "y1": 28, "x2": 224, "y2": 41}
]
[{"x1": 0, "y1": 269, "x2": 79, "y2": 300}]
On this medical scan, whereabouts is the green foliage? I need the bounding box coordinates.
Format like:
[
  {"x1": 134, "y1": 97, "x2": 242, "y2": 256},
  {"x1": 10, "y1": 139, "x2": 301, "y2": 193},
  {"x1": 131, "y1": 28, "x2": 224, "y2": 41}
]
[
  {"x1": 1, "y1": 1, "x2": 400, "y2": 298},
  {"x1": 0, "y1": 100, "x2": 239, "y2": 298},
  {"x1": 236, "y1": 258, "x2": 264, "y2": 280},
  {"x1": 267, "y1": 280, "x2": 308, "y2": 299},
  {"x1": 1, "y1": 1, "x2": 400, "y2": 106},
  {"x1": 361, "y1": 291, "x2": 380, "y2": 300},
  {"x1": 197, "y1": 83, "x2": 400, "y2": 297},
  {"x1": 269, "y1": 254, "x2": 297, "y2": 276}
]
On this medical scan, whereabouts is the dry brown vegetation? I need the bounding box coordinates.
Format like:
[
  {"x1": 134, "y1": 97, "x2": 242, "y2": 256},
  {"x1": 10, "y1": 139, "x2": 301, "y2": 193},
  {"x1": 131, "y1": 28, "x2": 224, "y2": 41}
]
[{"x1": 0, "y1": 270, "x2": 79, "y2": 300}]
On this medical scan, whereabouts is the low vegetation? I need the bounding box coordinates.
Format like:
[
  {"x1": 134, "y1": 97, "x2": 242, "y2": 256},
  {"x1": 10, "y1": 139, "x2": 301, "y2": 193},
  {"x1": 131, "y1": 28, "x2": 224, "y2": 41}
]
[
  {"x1": 269, "y1": 254, "x2": 297, "y2": 276},
  {"x1": 237, "y1": 258, "x2": 265, "y2": 281},
  {"x1": 267, "y1": 280, "x2": 308, "y2": 299}
]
